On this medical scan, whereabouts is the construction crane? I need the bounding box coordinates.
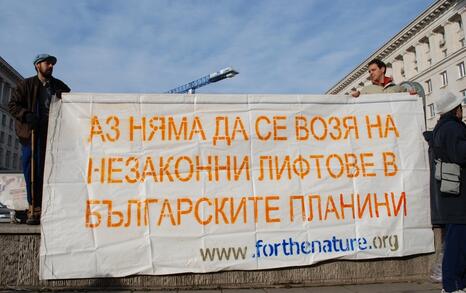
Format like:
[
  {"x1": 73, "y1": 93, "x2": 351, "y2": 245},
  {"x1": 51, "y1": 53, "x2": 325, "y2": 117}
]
[{"x1": 166, "y1": 67, "x2": 239, "y2": 94}]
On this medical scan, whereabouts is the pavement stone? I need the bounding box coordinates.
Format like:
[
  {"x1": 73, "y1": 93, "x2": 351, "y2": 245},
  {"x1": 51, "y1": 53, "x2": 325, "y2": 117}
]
[
  {"x1": 265, "y1": 288, "x2": 312, "y2": 293},
  {"x1": 342, "y1": 282, "x2": 441, "y2": 293},
  {"x1": 0, "y1": 282, "x2": 444, "y2": 292},
  {"x1": 222, "y1": 289, "x2": 267, "y2": 293},
  {"x1": 178, "y1": 290, "x2": 221, "y2": 293}
]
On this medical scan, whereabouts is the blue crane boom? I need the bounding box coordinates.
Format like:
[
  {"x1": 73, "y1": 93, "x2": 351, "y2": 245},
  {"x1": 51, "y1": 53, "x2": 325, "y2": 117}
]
[{"x1": 166, "y1": 67, "x2": 238, "y2": 94}]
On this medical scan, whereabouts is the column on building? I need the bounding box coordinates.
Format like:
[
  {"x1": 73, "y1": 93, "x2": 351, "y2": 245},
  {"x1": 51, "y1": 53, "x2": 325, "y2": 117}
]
[
  {"x1": 460, "y1": 8, "x2": 466, "y2": 47},
  {"x1": 385, "y1": 63, "x2": 393, "y2": 79},
  {"x1": 404, "y1": 46, "x2": 417, "y2": 79},
  {"x1": 392, "y1": 55, "x2": 404, "y2": 83},
  {"x1": 429, "y1": 29, "x2": 443, "y2": 64},
  {"x1": 416, "y1": 37, "x2": 430, "y2": 72},
  {"x1": 445, "y1": 18, "x2": 461, "y2": 53}
]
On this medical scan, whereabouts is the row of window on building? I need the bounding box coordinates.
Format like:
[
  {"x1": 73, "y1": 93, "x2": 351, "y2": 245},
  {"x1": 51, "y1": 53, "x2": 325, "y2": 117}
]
[
  {"x1": 0, "y1": 147, "x2": 19, "y2": 170},
  {"x1": 2, "y1": 113, "x2": 14, "y2": 130},
  {"x1": 0, "y1": 111, "x2": 20, "y2": 170},
  {"x1": 425, "y1": 61, "x2": 465, "y2": 93},
  {"x1": 0, "y1": 131, "x2": 18, "y2": 148},
  {"x1": 427, "y1": 88, "x2": 466, "y2": 118},
  {"x1": 351, "y1": 60, "x2": 466, "y2": 105},
  {"x1": 0, "y1": 80, "x2": 12, "y2": 107},
  {"x1": 425, "y1": 61, "x2": 466, "y2": 118}
]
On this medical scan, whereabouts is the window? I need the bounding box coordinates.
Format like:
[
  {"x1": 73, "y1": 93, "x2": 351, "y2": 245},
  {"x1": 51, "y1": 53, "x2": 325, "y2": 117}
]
[
  {"x1": 461, "y1": 89, "x2": 466, "y2": 104},
  {"x1": 428, "y1": 103, "x2": 435, "y2": 118},
  {"x1": 0, "y1": 131, "x2": 4, "y2": 143},
  {"x1": 6, "y1": 151, "x2": 10, "y2": 168},
  {"x1": 1, "y1": 114, "x2": 5, "y2": 126},
  {"x1": 13, "y1": 153, "x2": 17, "y2": 169},
  {"x1": 441, "y1": 71, "x2": 448, "y2": 87},
  {"x1": 3, "y1": 86, "x2": 10, "y2": 106},
  {"x1": 9, "y1": 117, "x2": 13, "y2": 130},
  {"x1": 458, "y1": 62, "x2": 465, "y2": 79},
  {"x1": 7, "y1": 135, "x2": 11, "y2": 146},
  {"x1": 0, "y1": 148, "x2": 3, "y2": 166},
  {"x1": 425, "y1": 79, "x2": 432, "y2": 93},
  {"x1": 15, "y1": 139, "x2": 18, "y2": 149}
]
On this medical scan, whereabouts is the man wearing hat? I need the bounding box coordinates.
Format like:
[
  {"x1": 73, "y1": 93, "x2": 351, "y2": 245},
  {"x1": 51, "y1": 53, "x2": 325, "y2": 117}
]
[
  {"x1": 8, "y1": 54, "x2": 70, "y2": 225},
  {"x1": 431, "y1": 91, "x2": 466, "y2": 293}
]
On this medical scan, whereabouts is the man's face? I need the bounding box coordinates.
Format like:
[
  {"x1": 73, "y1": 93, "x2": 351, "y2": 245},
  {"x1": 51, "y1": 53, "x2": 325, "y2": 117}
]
[
  {"x1": 35, "y1": 59, "x2": 54, "y2": 78},
  {"x1": 368, "y1": 63, "x2": 385, "y2": 83}
]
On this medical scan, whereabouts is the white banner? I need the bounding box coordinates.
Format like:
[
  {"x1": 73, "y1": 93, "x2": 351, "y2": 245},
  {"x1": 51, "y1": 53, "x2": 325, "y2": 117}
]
[{"x1": 40, "y1": 93, "x2": 433, "y2": 279}]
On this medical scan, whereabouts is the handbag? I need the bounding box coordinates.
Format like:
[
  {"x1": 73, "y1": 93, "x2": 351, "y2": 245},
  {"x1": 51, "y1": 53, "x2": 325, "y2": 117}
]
[{"x1": 434, "y1": 158, "x2": 461, "y2": 195}]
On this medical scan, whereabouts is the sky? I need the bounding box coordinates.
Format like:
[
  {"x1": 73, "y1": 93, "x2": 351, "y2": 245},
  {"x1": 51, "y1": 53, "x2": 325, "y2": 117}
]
[{"x1": 0, "y1": 0, "x2": 434, "y2": 94}]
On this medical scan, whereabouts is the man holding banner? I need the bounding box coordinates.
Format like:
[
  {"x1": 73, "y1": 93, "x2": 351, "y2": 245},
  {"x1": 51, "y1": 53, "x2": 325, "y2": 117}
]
[
  {"x1": 8, "y1": 54, "x2": 70, "y2": 225},
  {"x1": 432, "y1": 91, "x2": 466, "y2": 293},
  {"x1": 351, "y1": 59, "x2": 409, "y2": 97}
]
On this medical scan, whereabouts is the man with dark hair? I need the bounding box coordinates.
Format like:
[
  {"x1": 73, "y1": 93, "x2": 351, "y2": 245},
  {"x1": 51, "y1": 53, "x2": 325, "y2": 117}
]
[
  {"x1": 351, "y1": 58, "x2": 408, "y2": 97},
  {"x1": 431, "y1": 91, "x2": 466, "y2": 293},
  {"x1": 8, "y1": 54, "x2": 70, "y2": 225}
]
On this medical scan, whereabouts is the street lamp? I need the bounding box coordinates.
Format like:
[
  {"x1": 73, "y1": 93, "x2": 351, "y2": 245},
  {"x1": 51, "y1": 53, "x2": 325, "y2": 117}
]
[{"x1": 166, "y1": 67, "x2": 239, "y2": 94}]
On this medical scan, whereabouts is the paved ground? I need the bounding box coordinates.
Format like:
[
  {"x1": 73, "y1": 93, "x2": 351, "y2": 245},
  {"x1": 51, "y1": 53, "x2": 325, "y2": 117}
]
[{"x1": 0, "y1": 281, "x2": 443, "y2": 292}]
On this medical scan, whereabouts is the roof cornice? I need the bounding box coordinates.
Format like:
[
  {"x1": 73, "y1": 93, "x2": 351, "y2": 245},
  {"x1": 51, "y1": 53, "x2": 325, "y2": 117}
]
[{"x1": 0, "y1": 56, "x2": 23, "y2": 84}]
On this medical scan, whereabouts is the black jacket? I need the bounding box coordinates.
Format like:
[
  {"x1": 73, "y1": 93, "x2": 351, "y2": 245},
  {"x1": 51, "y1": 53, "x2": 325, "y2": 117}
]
[
  {"x1": 8, "y1": 75, "x2": 70, "y2": 145},
  {"x1": 427, "y1": 113, "x2": 466, "y2": 224}
]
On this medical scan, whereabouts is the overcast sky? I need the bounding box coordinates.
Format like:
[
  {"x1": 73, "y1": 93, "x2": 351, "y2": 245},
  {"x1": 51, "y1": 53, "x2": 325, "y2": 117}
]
[{"x1": 0, "y1": 0, "x2": 433, "y2": 94}]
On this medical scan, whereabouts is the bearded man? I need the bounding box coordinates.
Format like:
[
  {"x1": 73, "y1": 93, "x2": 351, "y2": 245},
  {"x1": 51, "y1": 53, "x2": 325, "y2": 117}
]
[{"x1": 8, "y1": 54, "x2": 70, "y2": 224}]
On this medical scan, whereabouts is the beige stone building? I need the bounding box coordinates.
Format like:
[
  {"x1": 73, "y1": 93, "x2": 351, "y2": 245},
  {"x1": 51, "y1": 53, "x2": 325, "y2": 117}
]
[
  {"x1": 0, "y1": 56, "x2": 23, "y2": 171},
  {"x1": 327, "y1": 0, "x2": 466, "y2": 130}
]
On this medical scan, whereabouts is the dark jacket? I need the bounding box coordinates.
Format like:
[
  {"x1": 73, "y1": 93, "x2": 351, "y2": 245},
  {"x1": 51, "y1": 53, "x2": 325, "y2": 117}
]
[
  {"x1": 427, "y1": 113, "x2": 466, "y2": 224},
  {"x1": 8, "y1": 75, "x2": 70, "y2": 145}
]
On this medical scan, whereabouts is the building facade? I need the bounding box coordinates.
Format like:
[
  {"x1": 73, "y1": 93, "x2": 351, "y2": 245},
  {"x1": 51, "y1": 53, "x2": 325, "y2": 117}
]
[
  {"x1": 0, "y1": 56, "x2": 23, "y2": 171},
  {"x1": 327, "y1": 0, "x2": 466, "y2": 130}
]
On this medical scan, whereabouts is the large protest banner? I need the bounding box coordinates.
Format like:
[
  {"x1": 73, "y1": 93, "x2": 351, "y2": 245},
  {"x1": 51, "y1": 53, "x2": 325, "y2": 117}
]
[{"x1": 40, "y1": 93, "x2": 433, "y2": 279}]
